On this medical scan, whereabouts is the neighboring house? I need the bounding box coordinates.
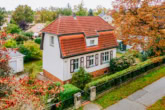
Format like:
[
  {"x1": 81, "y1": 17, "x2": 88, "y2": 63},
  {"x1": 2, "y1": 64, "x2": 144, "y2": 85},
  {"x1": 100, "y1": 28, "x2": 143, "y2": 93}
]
[
  {"x1": 0, "y1": 15, "x2": 11, "y2": 29},
  {"x1": 117, "y1": 40, "x2": 132, "y2": 52},
  {"x1": 7, "y1": 50, "x2": 24, "y2": 73},
  {"x1": 99, "y1": 11, "x2": 113, "y2": 24},
  {"x1": 41, "y1": 16, "x2": 118, "y2": 84},
  {"x1": 26, "y1": 23, "x2": 45, "y2": 37}
]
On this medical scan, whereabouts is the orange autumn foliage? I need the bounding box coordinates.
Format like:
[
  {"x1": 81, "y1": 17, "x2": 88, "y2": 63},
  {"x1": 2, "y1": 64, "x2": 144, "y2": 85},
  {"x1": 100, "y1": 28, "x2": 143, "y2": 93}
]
[{"x1": 112, "y1": 0, "x2": 165, "y2": 55}]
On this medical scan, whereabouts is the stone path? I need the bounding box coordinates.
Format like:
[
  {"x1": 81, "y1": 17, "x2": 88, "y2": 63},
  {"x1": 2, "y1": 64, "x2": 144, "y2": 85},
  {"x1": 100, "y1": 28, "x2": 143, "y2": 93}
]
[
  {"x1": 105, "y1": 77, "x2": 165, "y2": 110},
  {"x1": 83, "y1": 77, "x2": 165, "y2": 110}
]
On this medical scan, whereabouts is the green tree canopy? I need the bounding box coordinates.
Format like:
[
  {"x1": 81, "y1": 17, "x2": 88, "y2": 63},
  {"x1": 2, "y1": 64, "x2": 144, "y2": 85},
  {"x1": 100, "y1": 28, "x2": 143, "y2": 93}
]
[
  {"x1": 12, "y1": 5, "x2": 34, "y2": 29},
  {"x1": 6, "y1": 24, "x2": 21, "y2": 34},
  {"x1": 0, "y1": 7, "x2": 6, "y2": 27},
  {"x1": 75, "y1": 1, "x2": 88, "y2": 16},
  {"x1": 88, "y1": 9, "x2": 94, "y2": 16}
]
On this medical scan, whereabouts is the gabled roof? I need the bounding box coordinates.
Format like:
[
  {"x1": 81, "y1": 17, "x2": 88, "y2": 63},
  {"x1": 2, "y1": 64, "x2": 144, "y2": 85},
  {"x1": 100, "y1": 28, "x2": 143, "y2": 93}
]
[
  {"x1": 42, "y1": 16, "x2": 114, "y2": 37},
  {"x1": 59, "y1": 31, "x2": 118, "y2": 58}
]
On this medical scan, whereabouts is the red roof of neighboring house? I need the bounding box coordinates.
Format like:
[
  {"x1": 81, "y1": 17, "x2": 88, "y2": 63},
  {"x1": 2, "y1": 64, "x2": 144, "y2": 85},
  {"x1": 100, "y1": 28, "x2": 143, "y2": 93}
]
[
  {"x1": 59, "y1": 31, "x2": 118, "y2": 57},
  {"x1": 42, "y1": 16, "x2": 114, "y2": 37}
]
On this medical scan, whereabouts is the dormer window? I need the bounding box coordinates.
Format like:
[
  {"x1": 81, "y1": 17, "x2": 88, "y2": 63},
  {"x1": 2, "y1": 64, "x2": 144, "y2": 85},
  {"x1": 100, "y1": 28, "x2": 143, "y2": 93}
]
[
  {"x1": 86, "y1": 37, "x2": 98, "y2": 47},
  {"x1": 90, "y1": 40, "x2": 95, "y2": 46},
  {"x1": 50, "y1": 36, "x2": 54, "y2": 46}
]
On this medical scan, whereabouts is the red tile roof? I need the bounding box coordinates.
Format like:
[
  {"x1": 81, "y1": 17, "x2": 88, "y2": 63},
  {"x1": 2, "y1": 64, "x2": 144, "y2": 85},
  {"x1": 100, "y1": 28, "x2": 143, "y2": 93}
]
[
  {"x1": 42, "y1": 16, "x2": 114, "y2": 37},
  {"x1": 59, "y1": 31, "x2": 118, "y2": 58}
]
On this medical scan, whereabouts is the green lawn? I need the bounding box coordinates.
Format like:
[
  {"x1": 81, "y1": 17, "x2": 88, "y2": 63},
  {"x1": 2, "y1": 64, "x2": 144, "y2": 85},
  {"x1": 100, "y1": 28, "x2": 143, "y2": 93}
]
[
  {"x1": 94, "y1": 65, "x2": 165, "y2": 109},
  {"x1": 24, "y1": 60, "x2": 42, "y2": 76},
  {"x1": 147, "y1": 96, "x2": 165, "y2": 110}
]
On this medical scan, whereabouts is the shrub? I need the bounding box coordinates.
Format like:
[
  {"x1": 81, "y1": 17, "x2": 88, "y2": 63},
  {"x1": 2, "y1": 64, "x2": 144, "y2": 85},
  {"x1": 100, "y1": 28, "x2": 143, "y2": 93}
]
[
  {"x1": 15, "y1": 34, "x2": 28, "y2": 45},
  {"x1": 34, "y1": 37, "x2": 41, "y2": 44},
  {"x1": 71, "y1": 67, "x2": 92, "y2": 89},
  {"x1": 110, "y1": 55, "x2": 135, "y2": 73},
  {"x1": 85, "y1": 56, "x2": 165, "y2": 91},
  {"x1": 4, "y1": 39, "x2": 17, "y2": 48},
  {"x1": 6, "y1": 24, "x2": 21, "y2": 34},
  {"x1": 60, "y1": 84, "x2": 80, "y2": 100},
  {"x1": 19, "y1": 32, "x2": 34, "y2": 39},
  {"x1": 18, "y1": 41, "x2": 42, "y2": 62}
]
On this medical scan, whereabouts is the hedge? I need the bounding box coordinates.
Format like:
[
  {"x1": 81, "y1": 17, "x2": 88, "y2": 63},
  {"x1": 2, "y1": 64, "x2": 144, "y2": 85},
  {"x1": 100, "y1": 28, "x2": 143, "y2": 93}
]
[
  {"x1": 84, "y1": 56, "x2": 165, "y2": 92},
  {"x1": 57, "y1": 84, "x2": 80, "y2": 109}
]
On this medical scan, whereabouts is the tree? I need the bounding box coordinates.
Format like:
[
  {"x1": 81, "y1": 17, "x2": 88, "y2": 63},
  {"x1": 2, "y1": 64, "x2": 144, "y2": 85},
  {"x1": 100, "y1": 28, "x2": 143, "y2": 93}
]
[
  {"x1": 71, "y1": 67, "x2": 92, "y2": 89},
  {"x1": 0, "y1": 7, "x2": 6, "y2": 27},
  {"x1": 6, "y1": 24, "x2": 21, "y2": 34},
  {"x1": 112, "y1": 0, "x2": 165, "y2": 56},
  {"x1": 74, "y1": 1, "x2": 88, "y2": 16},
  {"x1": 94, "y1": 5, "x2": 107, "y2": 16},
  {"x1": 12, "y1": 5, "x2": 34, "y2": 30},
  {"x1": 88, "y1": 9, "x2": 94, "y2": 16}
]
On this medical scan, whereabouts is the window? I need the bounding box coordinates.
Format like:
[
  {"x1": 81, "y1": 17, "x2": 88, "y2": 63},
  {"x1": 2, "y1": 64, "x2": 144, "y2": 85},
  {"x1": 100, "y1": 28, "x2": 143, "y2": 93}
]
[
  {"x1": 95, "y1": 54, "x2": 99, "y2": 66},
  {"x1": 70, "y1": 59, "x2": 79, "y2": 73},
  {"x1": 101, "y1": 52, "x2": 109, "y2": 64},
  {"x1": 90, "y1": 40, "x2": 95, "y2": 46},
  {"x1": 50, "y1": 36, "x2": 54, "y2": 46},
  {"x1": 86, "y1": 55, "x2": 95, "y2": 68}
]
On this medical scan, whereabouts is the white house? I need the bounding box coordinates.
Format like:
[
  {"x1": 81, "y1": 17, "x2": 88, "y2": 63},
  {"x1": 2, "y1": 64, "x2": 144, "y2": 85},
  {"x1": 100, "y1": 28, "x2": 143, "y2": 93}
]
[
  {"x1": 99, "y1": 11, "x2": 113, "y2": 24},
  {"x1": 8, "y1": 50, "x2": 24, "y2": 73},
  {"x1": 41, "y1": 16, "x2": 118, "y2": 84}
]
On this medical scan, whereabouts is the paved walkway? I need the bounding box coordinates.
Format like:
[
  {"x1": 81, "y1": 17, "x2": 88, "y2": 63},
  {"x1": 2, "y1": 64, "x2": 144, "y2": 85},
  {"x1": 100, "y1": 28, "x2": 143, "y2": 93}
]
[
  {"x1": 84, "y1": 77, "x2": 165, "y2": 110},
  {"x1": 105, "y1": 77, "x2": 165, "y2": 110}
]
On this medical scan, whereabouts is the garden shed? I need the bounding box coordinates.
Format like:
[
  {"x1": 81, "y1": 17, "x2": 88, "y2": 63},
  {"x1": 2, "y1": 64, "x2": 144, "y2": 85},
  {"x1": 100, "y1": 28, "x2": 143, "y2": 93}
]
[{"x1": 8, "y1": 50, "x2": 25, "y2": 73}]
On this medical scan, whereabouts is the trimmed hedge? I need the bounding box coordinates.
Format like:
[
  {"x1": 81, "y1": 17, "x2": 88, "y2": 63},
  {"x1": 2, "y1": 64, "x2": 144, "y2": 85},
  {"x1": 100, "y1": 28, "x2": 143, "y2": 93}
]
[
  {"x1": 60, "y1": 84, "x2": 80, "y2": 100},
  {"x1": 59, "y1": 84, "x2": 80, "y2": 109},
  {"x1": 84, "y1": 56, "x2": 165, "y2": 92}
]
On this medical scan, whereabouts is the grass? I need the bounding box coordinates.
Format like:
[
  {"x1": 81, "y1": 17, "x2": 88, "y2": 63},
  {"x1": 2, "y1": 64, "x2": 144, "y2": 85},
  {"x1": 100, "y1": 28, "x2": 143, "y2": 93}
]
[
  {"x1": 147, "y1": 96, "x2": 165, "y2": 110},
  {"x1": 24, "y1": 60, "x2": 42, "y2": 76},
  {"x1": 94, "y1": 65, "x2": 165, "y2": 109}
]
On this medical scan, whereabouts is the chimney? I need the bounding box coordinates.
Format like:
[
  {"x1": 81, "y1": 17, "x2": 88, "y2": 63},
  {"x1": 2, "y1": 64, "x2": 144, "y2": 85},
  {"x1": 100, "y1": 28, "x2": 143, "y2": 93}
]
[{"x1": 73, "y1": 13, "x2": 77, "y2": 20}]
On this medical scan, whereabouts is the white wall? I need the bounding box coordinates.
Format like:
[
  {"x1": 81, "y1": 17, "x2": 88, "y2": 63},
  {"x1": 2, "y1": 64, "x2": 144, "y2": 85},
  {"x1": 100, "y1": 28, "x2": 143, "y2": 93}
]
[
  {"x1": 102, "y1": 15, "x2": 113, "y2": 24},
  {"x1": 9, "y1": 56, "x2": 24, "y2": 73},
  {"x1": 43, "y1": 33, "x2": 64, "y2": 81},
  {"x1": 63, "y1": 48, "x2": 116, "y2": 81}
]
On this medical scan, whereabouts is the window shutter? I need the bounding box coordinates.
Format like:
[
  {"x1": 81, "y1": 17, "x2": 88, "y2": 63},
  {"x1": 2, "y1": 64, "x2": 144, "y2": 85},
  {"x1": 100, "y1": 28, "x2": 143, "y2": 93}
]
[
  {"x1": 110, "y1": 51, "x2": 113, "y2": 60},
  {"x1": 95, "y1": 54, "x2": 98, "y2": 66},
  {"x1": 70, "y1": 59, "x2": 74, "y2": 73},
  {"x1": 100, "y1": 53, "x2": 103, "y2": 65},
  {"x1": 86, "y1": 56, "x2": 90, "y2": 68},
  {"x1": 80, "y1": 57, "x2": 84, "y2": 67}
]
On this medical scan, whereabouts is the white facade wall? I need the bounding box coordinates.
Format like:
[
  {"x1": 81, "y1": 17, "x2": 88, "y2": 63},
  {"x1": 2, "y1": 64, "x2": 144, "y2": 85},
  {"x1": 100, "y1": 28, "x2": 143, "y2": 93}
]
[
  {"x1": 43, "y1": 33, "x2": 64, "y2": 81},
  {"x1": 102, "y1": 15, "x2": 113, "y2": 24},
  {"x1": 63, "y1": 48, "x2": 116, "y2": 81},
  {"x1": 43, "y1": 33, "x2": 117, "y2": 82}
]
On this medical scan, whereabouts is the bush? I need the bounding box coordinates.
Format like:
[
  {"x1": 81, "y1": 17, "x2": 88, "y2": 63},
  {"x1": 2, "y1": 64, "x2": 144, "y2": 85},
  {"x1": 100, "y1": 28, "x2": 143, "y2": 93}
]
[
  {"x1": 85, "y1": 56, "x2": 165, "y2": 91},
  {"x1": 15, "y1": 34, "x2": 28, "y2": 45},
  {"x1": 60, "y1": 84, "x2": 80, "y2": 100},
  {"x1": 18, "y1": 41, "x2": 42, "y2": 62},
  {"x1": 19, "y1": 32, "x2": 34, "y2": 39},
  {"x1": 6, "y1": 24, "x2": 21, "y2": 34},
  {"x1": 34, "y1": 37, "x2": 41, "y2": 44},
  {"x1": 4, "y1": 39, "x2": 17, "y2": 48},
  {"x1": 71, "y1": 67, "x2": 92, "y2": 89},
  {"x1": 110, "y1": 55, "x2": 135, "y2": 73}
]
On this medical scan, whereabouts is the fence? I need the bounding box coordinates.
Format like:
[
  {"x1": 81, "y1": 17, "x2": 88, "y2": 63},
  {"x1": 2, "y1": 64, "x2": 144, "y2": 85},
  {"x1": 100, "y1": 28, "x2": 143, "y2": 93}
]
[{"x1": 47, "y1": 57, "x2": 165, "y2": 110}]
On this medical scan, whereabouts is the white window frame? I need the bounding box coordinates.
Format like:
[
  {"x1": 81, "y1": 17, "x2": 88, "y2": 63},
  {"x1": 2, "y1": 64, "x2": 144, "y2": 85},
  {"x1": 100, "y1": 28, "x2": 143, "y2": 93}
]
[
  {"x1": 102, "y1": 52, "x2": 109, "y2": 63},
  {"x1": 89, "y1": 55, "x2": 95, "y2": 67},
  {"x1": 50, "y1": 36, "x2": 54, "y2": 46},
  {"x1": 90, "y1": 40, "x2": 95, "y2": 46},
  {"x1": 73, "y1": 59, "x2": 79, "y2": 72}
]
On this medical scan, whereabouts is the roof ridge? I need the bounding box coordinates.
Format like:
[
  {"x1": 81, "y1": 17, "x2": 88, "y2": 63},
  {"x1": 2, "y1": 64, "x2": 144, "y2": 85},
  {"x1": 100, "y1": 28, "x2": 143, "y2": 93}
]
[{"x1": 57, "y1": 17, "x2": 61, "y2": 34}]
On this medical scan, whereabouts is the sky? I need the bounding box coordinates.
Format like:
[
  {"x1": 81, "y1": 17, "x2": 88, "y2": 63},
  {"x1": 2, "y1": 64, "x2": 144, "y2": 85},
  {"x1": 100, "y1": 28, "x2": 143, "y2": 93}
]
[{"x1": 0, "y1": 0, "x2": 115, "y2": 11}]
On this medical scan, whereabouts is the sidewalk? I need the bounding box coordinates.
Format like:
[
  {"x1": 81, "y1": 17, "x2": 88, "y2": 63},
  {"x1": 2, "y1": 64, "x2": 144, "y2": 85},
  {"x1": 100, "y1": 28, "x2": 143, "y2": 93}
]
[
  {"x1": 84, "y1": 77, "x2": 165, "y2": 110},
  {"x1": 105, "y1": 77, "x2": 165, "y2": 110}
]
